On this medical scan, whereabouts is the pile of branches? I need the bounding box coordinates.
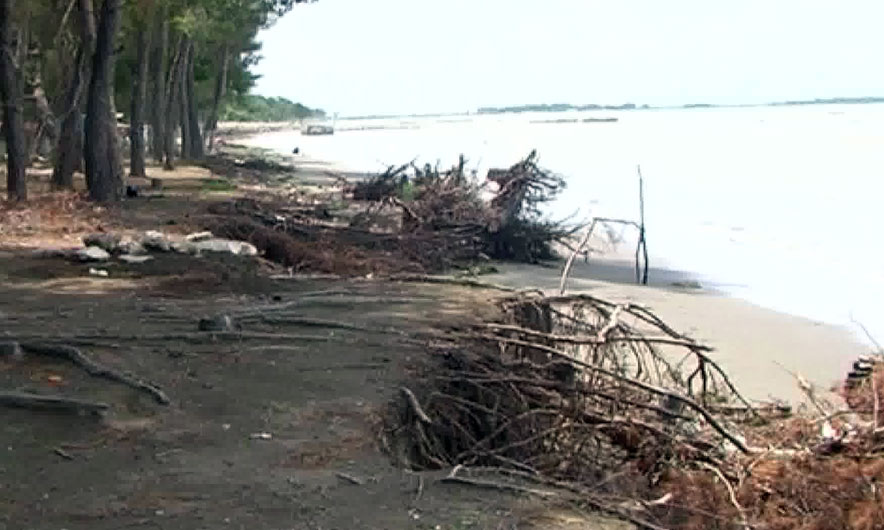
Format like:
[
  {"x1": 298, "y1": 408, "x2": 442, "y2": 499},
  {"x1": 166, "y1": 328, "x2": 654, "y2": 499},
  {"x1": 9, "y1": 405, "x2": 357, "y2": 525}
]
[
  {"x1": 206, "y1": 198, "x2": 478, "y2": 273},
  {"x1": 387, "y1": 292, "x2": 884, "y2": 529},
  {"x1": 387, "y1": 293, "x2": 759, "y2": 527},
  {"x1": 351, "y1": 151, "x2": 574, "y2": 263}
]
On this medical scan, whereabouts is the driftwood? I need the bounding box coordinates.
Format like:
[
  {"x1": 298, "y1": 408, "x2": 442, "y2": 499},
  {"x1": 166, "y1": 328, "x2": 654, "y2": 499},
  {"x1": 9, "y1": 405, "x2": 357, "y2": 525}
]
[
  {"x1": 559, "y1": 166, "x2": 650, "y2": 294},
  {"x1": 0, "y1": 391, "x2": 109, "y2": 415},
  {"x1": 19, "y1": 342, "x2": 170, "y2": 405}
]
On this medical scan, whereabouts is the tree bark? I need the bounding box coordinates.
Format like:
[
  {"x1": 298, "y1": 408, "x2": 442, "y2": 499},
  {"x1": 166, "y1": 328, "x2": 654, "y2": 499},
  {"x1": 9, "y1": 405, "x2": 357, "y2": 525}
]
[
  {"x1": 51, "y1": 45, "x2": 86, "y2": 190},
  {"x1": 204, "y1": 44, "x2": 228, "y2": 152},
  {"x1": 78, "y1": 0, "x2": 97, "y2": 45},
  {"x1": 184, "y1": 41, "x2": 203, "y2": 159},
  {"x1": 51, "y1": 0, "x2": 97, "y2": 190},
  {"x1": 129, "y1": 25, "x2": 150, "y2": 177},
  {"x1": 26, "y1": 60, "x2": 58, "y2": 159},
  {"x1": 83, "y1": 0, "x2": 123, "y2": 202},
  {"x1": 178, "y1": 39, "x2": 191, "y2": 160},
  {"x1": 148, "y1": 9, "x2": 167, "y2": 161},
  {"x1": 0, "y1": 0, "x2": 28, "y2": 201},
  {"x1": 162, "y1": 35, "x2": 184, "y2": 170}
]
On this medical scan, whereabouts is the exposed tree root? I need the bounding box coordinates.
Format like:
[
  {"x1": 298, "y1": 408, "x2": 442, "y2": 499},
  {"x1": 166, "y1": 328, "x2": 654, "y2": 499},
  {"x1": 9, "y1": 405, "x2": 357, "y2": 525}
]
[
  {"x1": 19, "y1": 342, "x2": 170, "y2": 405},
  {"x1": 0, "y1": 391, "x2": 109, "y2": 415},
  {"x1": 384, "y1": 292, "x2": 884, "y2": 529}
]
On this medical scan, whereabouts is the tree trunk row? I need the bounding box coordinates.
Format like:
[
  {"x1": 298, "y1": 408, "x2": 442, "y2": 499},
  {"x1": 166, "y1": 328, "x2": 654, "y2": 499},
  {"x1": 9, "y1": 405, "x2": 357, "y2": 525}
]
[{"x1": 5, "y1": 0, "x2": 221, "y2": 201}]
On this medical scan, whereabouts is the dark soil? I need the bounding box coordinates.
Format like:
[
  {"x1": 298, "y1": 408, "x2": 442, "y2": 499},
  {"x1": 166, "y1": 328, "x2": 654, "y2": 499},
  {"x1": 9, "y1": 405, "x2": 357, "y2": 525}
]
[{"x1": 0, "y1": 151, "x2": 626, "y2": 529}]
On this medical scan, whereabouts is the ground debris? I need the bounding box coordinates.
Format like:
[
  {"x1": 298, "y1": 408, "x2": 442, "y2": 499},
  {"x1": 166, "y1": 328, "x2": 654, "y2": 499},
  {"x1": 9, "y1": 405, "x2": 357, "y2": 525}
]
[{"x1": 203, "y1": 152, "x2": 576, "y2": 276}]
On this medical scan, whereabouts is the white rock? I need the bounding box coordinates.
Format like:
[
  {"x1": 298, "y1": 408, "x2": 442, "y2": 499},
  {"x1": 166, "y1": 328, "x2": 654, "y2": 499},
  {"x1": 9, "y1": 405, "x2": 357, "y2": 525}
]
[
  {"x1": 118, "y1": 238, "x2": 148, "y2": 255},
  {"x1": 170, "y1": 240, "x2": 200, "y2": 255},
  {"x1": 141, "y1": 231, "x2": 172, "y2": 252},
  {"x1": 118, "y1": 254, "x2": 154, "y2": 264},
  {"x1": 76, "y1": 246, "x2": 111, "y2": 262},
  {"x1": 88, "y1": 268, "x2": 109, "y2": 277},
  {"x1": 193, "y1": 238, "x2": 258, "y2": 256},
  {"x1": 82, "y1": 233, "x2": 122, "y2": 253},
  {"x1": 185, "y1": 231, "x2": 214, "y2": 242}
]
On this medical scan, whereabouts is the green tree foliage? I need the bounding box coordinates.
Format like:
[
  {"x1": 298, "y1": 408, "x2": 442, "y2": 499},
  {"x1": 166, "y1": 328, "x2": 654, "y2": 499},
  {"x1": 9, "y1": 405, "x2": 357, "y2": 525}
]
[
  {"x1": 1, "y1": 0, "x2": 317, "y2": 200},
  {"x1": 220, "y1": 94, "x2": 324, "y2": 122}
]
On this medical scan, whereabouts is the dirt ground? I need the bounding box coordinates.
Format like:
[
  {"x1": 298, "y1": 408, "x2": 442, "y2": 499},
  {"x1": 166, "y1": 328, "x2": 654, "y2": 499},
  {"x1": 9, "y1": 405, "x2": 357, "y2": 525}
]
[{"x1": 0, "y1": 159, "x2": 626, "y2": 529}]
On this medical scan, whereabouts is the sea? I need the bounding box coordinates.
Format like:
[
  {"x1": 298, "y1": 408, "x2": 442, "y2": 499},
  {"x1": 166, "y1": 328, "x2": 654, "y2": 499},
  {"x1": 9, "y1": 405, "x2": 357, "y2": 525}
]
[{"x1": 249, "y1": 104, "x2": 884, "y2": 346}]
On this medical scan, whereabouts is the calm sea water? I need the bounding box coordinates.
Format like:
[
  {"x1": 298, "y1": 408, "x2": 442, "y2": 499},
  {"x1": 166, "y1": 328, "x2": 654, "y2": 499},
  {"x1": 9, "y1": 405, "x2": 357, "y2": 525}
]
[{"x1": 251, "y1": 104, "x2": 884, "y2": 344}]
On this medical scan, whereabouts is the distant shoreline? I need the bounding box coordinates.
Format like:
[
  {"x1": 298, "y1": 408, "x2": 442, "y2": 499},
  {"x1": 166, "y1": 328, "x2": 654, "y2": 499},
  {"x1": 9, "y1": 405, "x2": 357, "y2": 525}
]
[{"x1": 339, "y1": 97, "x2": 884, "y2": 121}]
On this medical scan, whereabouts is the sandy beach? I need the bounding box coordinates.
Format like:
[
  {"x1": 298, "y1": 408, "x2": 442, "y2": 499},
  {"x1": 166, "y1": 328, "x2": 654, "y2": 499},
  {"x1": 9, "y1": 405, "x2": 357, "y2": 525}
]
[{"x1": 239, "y1": 125, "x2": 871, "y2": 406}]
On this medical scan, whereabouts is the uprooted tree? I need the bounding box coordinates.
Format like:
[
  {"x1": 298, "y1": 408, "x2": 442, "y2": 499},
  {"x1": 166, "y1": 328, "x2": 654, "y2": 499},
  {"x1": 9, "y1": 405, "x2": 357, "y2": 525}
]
[
  {"x1": 349, "y1": 150, "x2": 575, "y2": 265},
  {"x1": 386, "y1": 289, "x2": 884, "y2": 530}
]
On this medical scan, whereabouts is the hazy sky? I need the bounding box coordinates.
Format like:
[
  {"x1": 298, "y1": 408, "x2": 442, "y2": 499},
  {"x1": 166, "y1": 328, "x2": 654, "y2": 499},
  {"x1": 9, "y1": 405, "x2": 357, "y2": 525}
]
[{"x1": 253, "y1": 0, "x2": 884, "y2": 116}]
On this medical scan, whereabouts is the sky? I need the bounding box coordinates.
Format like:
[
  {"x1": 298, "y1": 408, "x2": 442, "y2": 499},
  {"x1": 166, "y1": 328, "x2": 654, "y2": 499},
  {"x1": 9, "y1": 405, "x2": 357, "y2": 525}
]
[{"x1": 253, "y1": 0, "x2": 884, "y2": 116}]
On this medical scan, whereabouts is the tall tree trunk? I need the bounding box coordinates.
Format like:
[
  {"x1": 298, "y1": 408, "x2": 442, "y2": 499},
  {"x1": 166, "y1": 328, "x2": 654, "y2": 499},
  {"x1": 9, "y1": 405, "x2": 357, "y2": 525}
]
[
  {"x1": 84, "y1": 0, "x2": 122, "y2": 202},
  {"x1": 148, "y1": 9, "x2": 167, "y2": 161},
  {"x1": 162, "y1": 35, "x2": 184, "y2": 170},
  {"x1": 51, "y1": 46, "x2": 86, "y2": 189},
  {"x1": 0, "y1": 0, "x2": 27, "y2": 201},
  {"x1": 178, "y1": 38, "x2": 191, "y2": 160},
  {"x1": 129, "y1": 25, "x2": 150, "y2": 177},
  {"x1": 185, "y1": 41, "x2": 203, "y2": 159},
  {"x1": 204, "y1": 45, "x2": 228, "y2": 153},
  {"x1": 203, "y1": 44, "x2": 230, "y2": 152},
  {"x1": 78, "y1": 0, "x2": 97, "y2": 45},
  {"x1": 52, "y1": 0, "x2": 96, "y2": 190}
]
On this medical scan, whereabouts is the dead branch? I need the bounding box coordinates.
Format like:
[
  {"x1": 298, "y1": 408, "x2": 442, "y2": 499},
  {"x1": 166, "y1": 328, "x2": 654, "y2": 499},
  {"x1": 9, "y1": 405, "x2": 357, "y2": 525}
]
[
  {"x1": 482, "y1": 322, "x2": 714, "y2": 351},
  {"x1": 484, "y1": 334, "x2": 748, "y2": 453},
  {"x1": 401, "y1": 386, "x2": 434, "y2": 425},
  {"x1": 698, "y1": 462, "x2": 750, "y2": 530},
  {"x1": 559, "y1": 213, "x2": 649, "y2": 294},
  {"x1": 439, "y1": 474, "x2": 558, "y2": 498}
]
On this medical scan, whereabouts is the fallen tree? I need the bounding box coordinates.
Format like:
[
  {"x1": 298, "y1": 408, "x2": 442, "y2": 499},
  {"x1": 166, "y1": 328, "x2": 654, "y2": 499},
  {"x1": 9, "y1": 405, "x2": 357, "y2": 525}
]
[
  {"x1": 200, "y1": 152, "x2": 575, "y2": 273},
  {"x1": 386, "y1": 291, "x2": 884, "y2": 529},
  {"x1": 351, "y1": 151, "x2": 575, "y2": 264}
]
